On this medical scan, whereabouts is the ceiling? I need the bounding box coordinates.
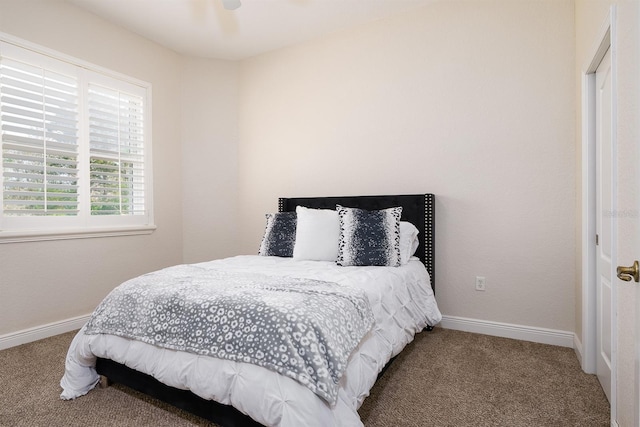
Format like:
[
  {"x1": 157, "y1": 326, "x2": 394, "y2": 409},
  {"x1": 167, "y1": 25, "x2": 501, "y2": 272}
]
[{"x1": 66, "y1": 0, "x2": 433, "y2": 60}]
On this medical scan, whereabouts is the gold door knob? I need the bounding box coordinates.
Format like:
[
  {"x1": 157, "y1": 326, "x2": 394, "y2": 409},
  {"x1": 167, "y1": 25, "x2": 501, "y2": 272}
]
[{"x1": 616, "y1": 260, "x2": 639, "y2": 283}]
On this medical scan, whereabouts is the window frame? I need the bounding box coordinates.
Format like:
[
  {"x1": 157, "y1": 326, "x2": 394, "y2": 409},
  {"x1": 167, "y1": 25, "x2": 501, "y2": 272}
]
[{"x1": 0, "y1": 33, "x2": 155, "y2": 243}]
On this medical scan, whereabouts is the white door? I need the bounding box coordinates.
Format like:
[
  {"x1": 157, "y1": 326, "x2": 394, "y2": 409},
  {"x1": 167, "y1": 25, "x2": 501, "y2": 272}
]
[
  {"x1": 595, "y1": 47, "x2": 613, "y2": 402},
  {"x1": 612, "y1": 53, "x2": 640, "y2": 427},
  {"x1": 633, "y1": 6, "x2": 640, "y2": 424}
]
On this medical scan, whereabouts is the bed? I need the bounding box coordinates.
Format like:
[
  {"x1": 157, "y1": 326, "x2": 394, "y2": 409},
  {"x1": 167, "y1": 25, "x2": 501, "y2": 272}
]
[{"x1": 60, "y1": 194, "x2": 441, "y2": 426}]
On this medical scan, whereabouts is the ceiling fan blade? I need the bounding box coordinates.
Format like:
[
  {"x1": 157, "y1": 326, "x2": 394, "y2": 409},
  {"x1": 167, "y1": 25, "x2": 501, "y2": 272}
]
[{"x1": 222, "y1": 0, "x2": 241, "y2": 10}]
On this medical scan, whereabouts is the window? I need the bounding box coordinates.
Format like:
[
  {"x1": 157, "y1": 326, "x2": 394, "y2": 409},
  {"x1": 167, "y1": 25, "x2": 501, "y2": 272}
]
[{"x1": 0, "y1": 37, "x2": 154, "y2": 242}]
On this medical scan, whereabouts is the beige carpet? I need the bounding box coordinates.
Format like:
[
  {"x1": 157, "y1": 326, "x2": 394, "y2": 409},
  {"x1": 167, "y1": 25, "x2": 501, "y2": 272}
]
[{"x1": 0, "y1": 328, "x2": 609, "y2": 426}]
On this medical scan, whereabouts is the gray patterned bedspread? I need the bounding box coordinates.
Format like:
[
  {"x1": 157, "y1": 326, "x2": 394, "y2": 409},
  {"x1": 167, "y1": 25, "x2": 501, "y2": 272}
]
[{"x1": 84, "y1": 264, "x2": 374, "y2": 405}]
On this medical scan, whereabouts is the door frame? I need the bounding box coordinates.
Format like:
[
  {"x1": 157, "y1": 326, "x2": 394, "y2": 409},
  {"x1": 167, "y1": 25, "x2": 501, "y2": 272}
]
[
  {"x1": 580, "y1": 5, "x2": 617, "y2": 422},
  {"x1": 636, "y1": 3, "x2": 640, "y2": 426}
]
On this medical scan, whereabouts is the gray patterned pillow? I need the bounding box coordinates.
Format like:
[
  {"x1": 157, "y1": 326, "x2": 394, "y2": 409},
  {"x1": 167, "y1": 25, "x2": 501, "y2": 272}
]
[
  {"x1": 258, "y1": 212, "x2": 297, "y2": 257},
  {"x1": 336, "y1": 205, "x2": 402, "y2": 267}
]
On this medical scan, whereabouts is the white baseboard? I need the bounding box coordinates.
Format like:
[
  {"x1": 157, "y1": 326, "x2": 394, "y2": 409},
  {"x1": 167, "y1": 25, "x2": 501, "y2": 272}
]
[
  {"x1": 439, "y1": 315, "x2": 574, "y2": 348},
  {"x1": 0, "y1": 314, "x2": 90, "y2": 351},
  {"x1": 1, "y1": 313, "x2": 576, "y2": 351}
]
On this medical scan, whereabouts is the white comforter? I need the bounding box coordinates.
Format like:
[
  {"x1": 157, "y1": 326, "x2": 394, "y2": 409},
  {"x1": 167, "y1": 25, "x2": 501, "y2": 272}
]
[{"x1": 61, "y1": 255, "x2": 442, "y2": 427}]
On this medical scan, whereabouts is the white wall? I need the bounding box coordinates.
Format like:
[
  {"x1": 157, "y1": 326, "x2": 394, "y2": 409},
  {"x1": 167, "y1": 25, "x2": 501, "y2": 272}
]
[
  {"x1": 238, "y1": 0, "x2": 576, "y2": 332},
  {"x1": 0, "y1": 0, "x2": 184, "y2": 335},
  {"x1": 181, "y1": 58, "x2": 240, "y2": 263},
  {"x1": 0, "y1": 0, "x2": 580, "y2": 347}
]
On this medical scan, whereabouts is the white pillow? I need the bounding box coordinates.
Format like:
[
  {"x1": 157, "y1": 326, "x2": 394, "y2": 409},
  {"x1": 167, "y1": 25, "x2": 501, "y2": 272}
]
[
  {"x1": 399, "y1": 221, "x2": 420, "y2": 264},
  {"x1": 293, "y1": 206, "x2": 340, "y2": 261}
]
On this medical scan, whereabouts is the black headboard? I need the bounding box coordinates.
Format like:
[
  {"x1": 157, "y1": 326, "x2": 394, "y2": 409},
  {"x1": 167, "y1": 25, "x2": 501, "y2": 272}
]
[{"x1": 278, "y1": 194, "x2": 435, "y2": 291}]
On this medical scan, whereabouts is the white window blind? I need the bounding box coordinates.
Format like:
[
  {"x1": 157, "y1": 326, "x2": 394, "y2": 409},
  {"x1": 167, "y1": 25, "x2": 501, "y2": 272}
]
[
  {"x1": 0, "y1": 37, "x2": 153, "y2": 240},
  {"x1": 88, "y1": 84, "x2": 145, "y2": 217},
  {"x1": 1, "y1": 57, "x2": 79, "y2": 217}
]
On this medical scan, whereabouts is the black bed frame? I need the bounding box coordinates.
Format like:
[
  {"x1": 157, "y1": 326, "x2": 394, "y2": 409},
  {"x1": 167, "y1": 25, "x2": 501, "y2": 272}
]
[{"x1": 96, "y1": 194, "x2": 435, "y2": 426}]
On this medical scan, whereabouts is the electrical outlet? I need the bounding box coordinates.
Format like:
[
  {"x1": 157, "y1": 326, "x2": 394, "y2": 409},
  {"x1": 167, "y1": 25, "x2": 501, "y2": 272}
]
[{"x1": 475, "y1": 276, "x2": 486, "y2": 291}]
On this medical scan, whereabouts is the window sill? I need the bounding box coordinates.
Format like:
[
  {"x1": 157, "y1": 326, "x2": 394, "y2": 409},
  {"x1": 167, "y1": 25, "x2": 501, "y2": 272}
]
[{"x1": 0, "y1": 225, "x2": 157, "y2": 244}]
